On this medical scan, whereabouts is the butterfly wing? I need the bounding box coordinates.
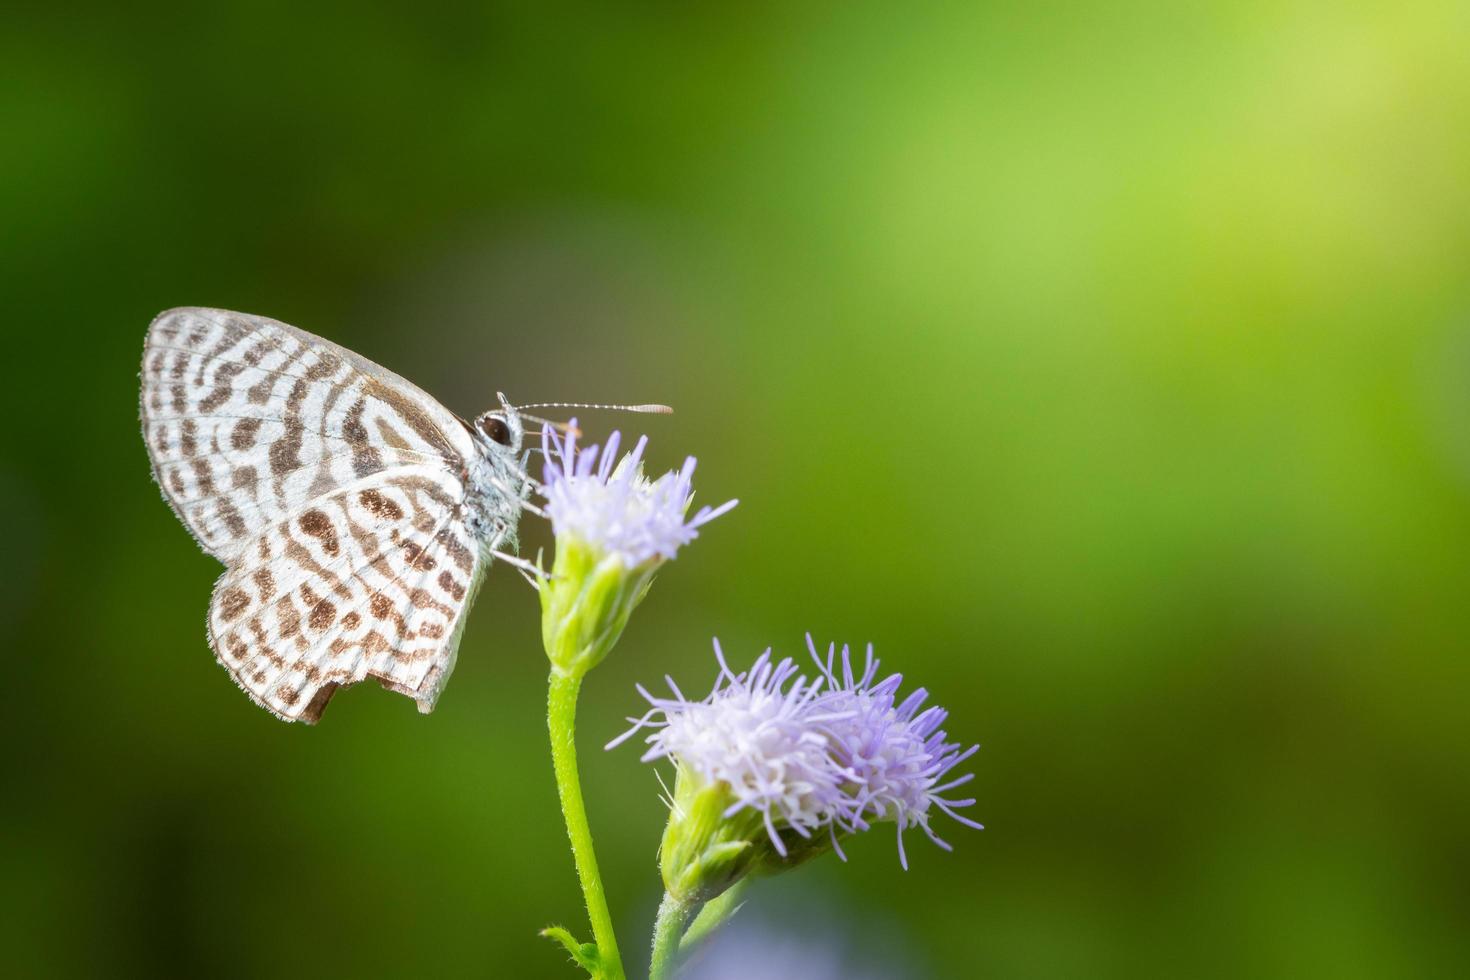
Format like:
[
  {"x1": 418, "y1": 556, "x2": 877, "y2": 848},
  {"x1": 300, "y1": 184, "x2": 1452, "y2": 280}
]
[
  {"x1": 141, "y1": 308, "x2": 502, "y2": 722},
  {"x1": 209, "y1": 466, "x2": 493, "y2": 722},
  {"x1": 141, "y1": 307, "x2": 476, "y2": 561}
]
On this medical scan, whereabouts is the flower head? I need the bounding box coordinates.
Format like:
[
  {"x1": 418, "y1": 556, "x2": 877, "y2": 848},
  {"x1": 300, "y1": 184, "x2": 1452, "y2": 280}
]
[
  {"x1": 536, "y1": 423, "x2": 735, "y2": 675},
  {"x1": 610, "y1": 638, "x2": 981, "y2": 897},
  {"x1": 542, "y1": 423, "x2": 736, "y2": 569},
  {"x1": 612, "y1": 642, "x2": 853, "y2": 853},
  {"x1": 807, "y1": 637, "x2": 984, "y2": 869}
]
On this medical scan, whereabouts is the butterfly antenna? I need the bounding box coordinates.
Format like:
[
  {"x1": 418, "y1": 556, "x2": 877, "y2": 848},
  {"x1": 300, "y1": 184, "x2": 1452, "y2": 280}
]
[
  {"x1": 515, "y1": 401, "x2": 674, "y2": 415},
  {"x1": 518, "y1": 413, "x2": 581, "y2": 437}
]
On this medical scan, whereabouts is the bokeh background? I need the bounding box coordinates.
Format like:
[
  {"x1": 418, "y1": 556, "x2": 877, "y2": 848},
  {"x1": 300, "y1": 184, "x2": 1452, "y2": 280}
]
[{"x1": 4, "y1": 2, "x2": 1469, "y2": 977}]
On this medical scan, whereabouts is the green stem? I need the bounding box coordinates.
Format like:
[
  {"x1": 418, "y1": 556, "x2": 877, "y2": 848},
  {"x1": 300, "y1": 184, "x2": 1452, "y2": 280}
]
[
  {"x1": 678, "y1": 880, "x2": 748, "y2": 954},
  {"x1": 548, "y1": 669, "x2": 625, "y2": 980},
  {"x1": 649, "y1": 892, "x2": 698, "y2": 980}
]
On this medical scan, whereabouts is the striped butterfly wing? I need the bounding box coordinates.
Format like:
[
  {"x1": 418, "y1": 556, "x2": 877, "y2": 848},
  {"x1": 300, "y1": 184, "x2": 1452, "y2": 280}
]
[
  {"x1": 141, "y1": 307, "x2": 472, "y2": 559},
  {"x1": 209, "y1": 466, "x2": 486, "y2": 721},
  {"x1": 141, "y1": 308, "x2": 493, "y2": 722}
]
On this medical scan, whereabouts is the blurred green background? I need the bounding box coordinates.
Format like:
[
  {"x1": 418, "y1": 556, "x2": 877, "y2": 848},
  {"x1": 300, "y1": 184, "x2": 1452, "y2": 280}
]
[{"x1": 4, "y1": 1, "x2": 1469, "y2": 977}]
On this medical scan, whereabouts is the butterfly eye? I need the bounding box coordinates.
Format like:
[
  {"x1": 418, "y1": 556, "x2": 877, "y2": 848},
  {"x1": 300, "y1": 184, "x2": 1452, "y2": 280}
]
[{"x1": 479, "y1": 416, "x2": 511, "y2": 446}]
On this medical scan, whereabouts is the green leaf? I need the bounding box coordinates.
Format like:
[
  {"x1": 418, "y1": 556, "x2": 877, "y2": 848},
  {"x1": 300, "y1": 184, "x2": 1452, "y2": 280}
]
[{"x1": 539, "y1": 926, "x2": 602, "y2": 976}]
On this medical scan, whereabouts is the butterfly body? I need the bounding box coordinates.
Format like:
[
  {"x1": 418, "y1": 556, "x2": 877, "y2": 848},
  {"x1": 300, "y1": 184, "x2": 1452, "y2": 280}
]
[{"x1": 140, "y1": 307, "x2": 528, "y2": 723}]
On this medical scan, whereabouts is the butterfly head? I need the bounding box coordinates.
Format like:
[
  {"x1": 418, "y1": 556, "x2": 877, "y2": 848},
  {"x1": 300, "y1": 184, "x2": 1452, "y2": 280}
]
[
  {"x1": 471, "y1": 392, "x2": 525, "y2": 457},
  {"x1": 473, "y1": 397, "x2": 674, "y2": 462}
]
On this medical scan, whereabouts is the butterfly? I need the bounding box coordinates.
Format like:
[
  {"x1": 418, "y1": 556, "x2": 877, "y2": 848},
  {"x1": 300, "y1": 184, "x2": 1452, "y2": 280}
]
[{"x1": 140, "y1": 307, "x2": 537, "y2": 723}]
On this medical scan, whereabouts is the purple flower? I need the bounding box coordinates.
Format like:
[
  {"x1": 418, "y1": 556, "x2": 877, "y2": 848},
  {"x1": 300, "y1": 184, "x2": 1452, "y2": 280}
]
[
  {"x1": 540, "y1": 422, "x2": 737, "y2": 568},
  {"x1": 608, "y1": 641, "x2": 853, "y2": 856},
  {"x1": 807, "y1": 637, "x2": 983, "y2": 869},
  {"x1": 611, "y1": 637, "x2": 982, "y2": 871}
]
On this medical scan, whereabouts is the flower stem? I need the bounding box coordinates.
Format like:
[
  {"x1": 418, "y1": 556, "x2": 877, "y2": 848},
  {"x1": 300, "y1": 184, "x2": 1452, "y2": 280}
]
[
  {"x1": 648, "y1": 891, "x2": 698, "y2": 980},
  {"x1": 678, "y1": 880, "x2": 747, "y2": 955},
  {"x1": 548, "y1": 668, "x2": 625, "y2": 980}
]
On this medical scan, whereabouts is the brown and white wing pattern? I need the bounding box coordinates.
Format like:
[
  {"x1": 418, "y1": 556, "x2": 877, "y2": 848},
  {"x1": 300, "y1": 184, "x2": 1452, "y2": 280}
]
[
  {"x1": 208, "y1": 466, "x2": 491, "y2": 722},
  {"x1": 140, "y1": 307, "x2": 506, "y2": 722},
  {"x1": 140, "y1": 307, "x2": 476, "y2": 561}
]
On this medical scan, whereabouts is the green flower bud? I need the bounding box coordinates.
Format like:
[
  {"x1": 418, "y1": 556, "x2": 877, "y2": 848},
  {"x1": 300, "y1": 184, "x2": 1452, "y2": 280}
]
[
  {"x1": 658, "y1": 765, "x2": 836, "y2": 904},
  {"x1": 659, "y1": 766, "x2": 766, "y2": 903},
  {"x1": 540, "y1": 537, "x2": 658, "y2": 675},
  {"x1": 537, "y1": 424, "x2": 735, "y2": 676}
]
